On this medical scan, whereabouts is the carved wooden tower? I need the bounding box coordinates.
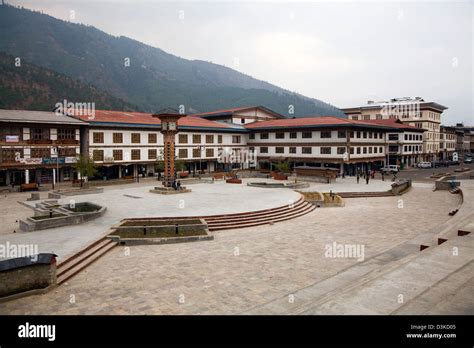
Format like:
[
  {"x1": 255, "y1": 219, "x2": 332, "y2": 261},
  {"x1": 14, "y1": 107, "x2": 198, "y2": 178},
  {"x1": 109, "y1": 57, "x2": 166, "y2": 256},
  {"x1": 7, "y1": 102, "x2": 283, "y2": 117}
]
[{"x1": 153, "y1": 108, "x2": 185, "y2": 187}]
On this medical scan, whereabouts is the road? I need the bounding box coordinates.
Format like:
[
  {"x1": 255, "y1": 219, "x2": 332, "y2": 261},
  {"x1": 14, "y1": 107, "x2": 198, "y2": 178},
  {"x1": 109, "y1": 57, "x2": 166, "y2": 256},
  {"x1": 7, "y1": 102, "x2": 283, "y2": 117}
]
[{"x1": 395, "y1": 163, "x2": 474, "y2": 182}]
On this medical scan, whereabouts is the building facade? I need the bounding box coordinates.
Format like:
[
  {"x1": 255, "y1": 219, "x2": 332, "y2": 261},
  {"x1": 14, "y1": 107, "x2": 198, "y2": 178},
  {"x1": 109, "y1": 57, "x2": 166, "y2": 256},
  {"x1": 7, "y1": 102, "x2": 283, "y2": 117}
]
[
  {"x1": 0, "y1": 110, "x2": 86, "y2": 187},
  {"x1": 341, "y1": 97, "x2": 448, "y2": 161},
  {"x1": 439, "y1": 126, "x2": 457, "y2": 161}
]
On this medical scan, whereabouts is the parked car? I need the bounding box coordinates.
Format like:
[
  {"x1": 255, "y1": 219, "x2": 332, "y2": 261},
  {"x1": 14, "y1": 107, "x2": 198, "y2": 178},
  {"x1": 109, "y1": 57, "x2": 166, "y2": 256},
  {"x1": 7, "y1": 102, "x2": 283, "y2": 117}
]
[
  {"x1": 380, "y1": 165, "x2": 399, "y2": 174},
  {"x1": 464, "y1": 157, "x2": 472, "y2": 164},
  {"x1": 417, "y1": 162, "x2": 432, "y2": 168},
  {"x1": 448, "y1": 159, "x2": 460, "y2": 166}
]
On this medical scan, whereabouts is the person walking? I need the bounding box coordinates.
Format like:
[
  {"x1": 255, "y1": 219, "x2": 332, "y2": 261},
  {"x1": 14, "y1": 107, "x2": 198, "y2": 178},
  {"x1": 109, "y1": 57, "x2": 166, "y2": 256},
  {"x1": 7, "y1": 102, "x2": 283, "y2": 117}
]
[
  {"x1": 356, "y1": 173, "x2": 360, "y2": 184},
  {"x1": 381, "y1": 171, "x2": 385, "y2": 181},
  {"x1": 366, "y1": 174, "x2": 369, "y2": 185}
]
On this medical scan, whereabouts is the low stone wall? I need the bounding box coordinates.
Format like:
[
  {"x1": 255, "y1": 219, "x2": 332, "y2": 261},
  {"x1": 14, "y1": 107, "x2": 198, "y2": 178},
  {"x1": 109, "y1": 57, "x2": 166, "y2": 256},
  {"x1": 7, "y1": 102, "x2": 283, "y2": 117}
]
[
  {"x1": 0, "y1": 253, "x2": 57, "y2": 299},
  {"x1": 20, "y1": 205, "x2": 106, "y2": 232},
  {"x1": 288, "y1": 175, "x2": 331, "y2": 184},
  {"x1": 48, "y1": 187, "x2": 104, "y2": 198},
  {"x1": 391, "y1": 179, "x2": 412, "y2": 195},
  {"x1": 297, "y1": 191, "x2": 344, "y2": 207},
  {"x1": 73, "y1": 178, "x2": 134, "y2": 187},
  {"x1": 435, "y1": 176, "x2": 461, "y2": 191},
  {"x1": 247, "y1": 182, "x2": 310, "y2": 189}
]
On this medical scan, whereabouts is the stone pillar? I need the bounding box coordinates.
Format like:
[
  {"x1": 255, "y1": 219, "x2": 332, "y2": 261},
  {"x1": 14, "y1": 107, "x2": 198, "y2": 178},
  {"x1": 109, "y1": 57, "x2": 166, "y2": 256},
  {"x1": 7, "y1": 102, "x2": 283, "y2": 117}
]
[
  {"x1": 25, "y1": 169, "x2": 30, "y2": 184},
  {"x1": 118, "y1": 165, "x2": 122, "y2": 178}
]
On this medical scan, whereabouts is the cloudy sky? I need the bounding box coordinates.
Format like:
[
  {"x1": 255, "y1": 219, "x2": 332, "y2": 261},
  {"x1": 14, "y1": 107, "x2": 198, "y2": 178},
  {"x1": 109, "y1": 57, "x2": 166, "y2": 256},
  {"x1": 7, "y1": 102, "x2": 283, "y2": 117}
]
[{"x1": 10, "y1": 0, "x2": 474, "y2": 124}]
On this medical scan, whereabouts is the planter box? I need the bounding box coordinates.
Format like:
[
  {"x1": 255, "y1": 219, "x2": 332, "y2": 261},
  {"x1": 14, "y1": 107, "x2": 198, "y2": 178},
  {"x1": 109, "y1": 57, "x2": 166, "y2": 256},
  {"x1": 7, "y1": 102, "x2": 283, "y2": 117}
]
[
  {"x1": 272, "y1": 173, "x2": 288, "y2": 180},
  {"x1": 179, "y1": 172, "x2": 189, "y2": 178},
  {"x1": 226, "y1": 178, "x2": 242, "y2": 184}
]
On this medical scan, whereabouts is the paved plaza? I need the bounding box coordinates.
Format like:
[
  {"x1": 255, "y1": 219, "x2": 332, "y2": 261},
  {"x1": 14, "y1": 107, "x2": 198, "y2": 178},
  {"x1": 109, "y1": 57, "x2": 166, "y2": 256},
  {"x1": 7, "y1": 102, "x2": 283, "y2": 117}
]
[{"x1": 0, "y1": 183, "x2": 466, "y2": 315}]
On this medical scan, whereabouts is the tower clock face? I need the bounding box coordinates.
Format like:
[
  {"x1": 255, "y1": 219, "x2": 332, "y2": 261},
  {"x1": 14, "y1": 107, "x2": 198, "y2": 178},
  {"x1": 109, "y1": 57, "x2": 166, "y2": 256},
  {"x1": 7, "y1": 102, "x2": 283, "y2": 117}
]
[
  {"x1": 169, "y1": 122, "x2": 177, "y2": 131},
  {"x1": 161, "y1": 122, "x2": 168, "y2": 131}
]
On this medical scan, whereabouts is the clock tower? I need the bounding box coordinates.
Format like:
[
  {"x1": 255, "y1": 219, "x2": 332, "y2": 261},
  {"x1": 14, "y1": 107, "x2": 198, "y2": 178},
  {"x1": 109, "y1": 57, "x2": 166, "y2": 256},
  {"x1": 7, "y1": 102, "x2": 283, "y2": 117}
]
[{"x1": 152, "y1": 108, "x2": 186, "y2": 188}]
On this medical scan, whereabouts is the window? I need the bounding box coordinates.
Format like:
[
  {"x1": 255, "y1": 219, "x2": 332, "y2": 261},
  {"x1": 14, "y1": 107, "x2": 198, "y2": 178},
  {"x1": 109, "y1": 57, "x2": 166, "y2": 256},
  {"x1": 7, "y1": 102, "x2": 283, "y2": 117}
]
[
  {"x1": 379, "y1": 147, "x2": 383, "y2": 153},
  {"x1": 249, "y1": 133, "x2": 255, "y2": 140},
  {"x1": 363, "y1": 132, "x2": 367, "y2": 139},
  {"x1": 404, "y1": 134, "x2": 408, "y2": 141},
  {"x1": 368, "y1": 147, "x2": 372, "y2": 154},
  {"x1": 131, "y1": 149, "x2": 140, "y2": 160},
  {"x1": 113, "y1": 133, "x2": 123, "y2": 144},
  {"x1": 148, "y1": 133, "x2": 157, "y2": 144},
  {"x1": 179, "y1": 134, "x2": 188, "y2": 144},
  {"x1": 0, "y1": 126, "x2": 22, "y2": 142},
  {"x1": 337, "y1": 131, "x2": 346, "y2": 138},
  {"x1": 289, "y1": 147, "x2": 296, "y2": 154},
  {"x1": 57, "y1": 128, "x2": 75, "y2": 140},
  {"x1": 389, "y1": 134, "x2": 399, "y2": 141},
  {"x1": 357, "y1": 131, "x2": 361, "y2": 138},
  {"x1": 193, "y1": 134, "x2": 201, "y2": 144},
  {"x1": 31, "y1": 148, "x2": 50, "y2": 158},
  {"x1": 289, "y1": 132, "x2": 297, "y2": 139},
  {"x1": 193, "y1": 148, "x2": 201, "y2": 158},
  {"x1": 148, "y1": 149, "x2": 157, "y2": 160},
  {"x1": 275, "y1": 147, "x2": 284, "y2": 154},
  {"x1": 363, "y1": 147, "x2": 367, "y2": 154},
  {"x1": 31, "y1": 128, "x2": 50, "y2": 141},
  {"x1": 357, "y1": 147, "x2": 361, "y2": 154},
  {"x1": 337, "y1": 147, "x2": 345, "y2": 155},
  {"x1": 321, "y1": 147, "x2": 331, "y2": 154},
  {"x1": 352, "y1": 116, "x2": 359, "y2": 120},
  {"x1": 260, "y1": 147, "x2": 268, "y2": 153},
  {"x1": 368, "y1": 132, "x2": 372, "y2": 139},
  {"x1": 218, "y1": 135, "x2": 223, "y2": 144},
  {"x1": 321, "y1": 131, "x2": 332, "y2": 138},
  {"x1": 389, "y1": 145, "x2": 398, "y2": 152},
  {"x1": 275, "y1": 132, "x2": 285, "y2": 139},
  {"x1": 260, "y1": 133, "x2": 269, "y2": 140},
  {"x1": 302, "y1": 131, "x2": 312, "y2": 139},
  {"x1": 178, "y1": 149, "x2": 188, "y2": 159},
  {"x1": 206, "y1": 135, "x2": 214, "y2": 144},
  {"x1": 92, "y1": 132, "x2": 104, "y2": 143},
  {"x1": 349, "y1": 131, "x2": 354, "y2": 138},
  {"x1": 376, "y1": 114, "x2": 383, "y2": 120},
  {"x1": 363, "y1": 115, "x2": 370, "y2": 120},
  {"x1": 113, "y1": 150, "x2": 123, "y2": 161},
  {"x1": 59, "y1": 148, "x2": 76, "y2": 157},
  {"x1": 131, "y1": 133, "x2": 141, "y2": 144},
  {"x1": 374, "y1": 147, "x2": 378, "y2": 154},
  {"x1": 1, "y1": 148, "x2": 23, "y2": 163},
  {"x1": 232, "y1": 136, "x2": 241, "y2": 144},
  {"x1": 350, "y1": 147, "x2": 354, "y2": 154},
  {"x1": 93, "y1": 150, "x2": 104, "y2": 161},
  {"x1": 206, "y1": 148, "x2": 214, "y2": 157},
  {"x1": 302, "y1": 147, "x2": 312, "y2": 154}
]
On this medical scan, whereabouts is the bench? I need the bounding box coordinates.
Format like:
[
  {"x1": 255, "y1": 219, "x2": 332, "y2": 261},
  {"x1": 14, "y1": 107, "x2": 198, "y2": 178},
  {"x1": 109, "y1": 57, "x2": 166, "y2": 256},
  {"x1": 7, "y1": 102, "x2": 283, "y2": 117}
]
[{"x1": 20, "y1": 183, "x2": 39, "y2": 192}]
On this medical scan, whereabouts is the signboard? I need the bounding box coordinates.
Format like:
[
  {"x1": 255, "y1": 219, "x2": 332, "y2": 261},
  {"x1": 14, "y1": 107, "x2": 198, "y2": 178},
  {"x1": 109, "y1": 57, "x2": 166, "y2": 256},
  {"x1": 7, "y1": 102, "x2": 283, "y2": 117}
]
[
  {"x1": 65, "y1": 157, "x2": 77, "y2": 164},
  {"x1": 42, "y1": 157, "x2": 65, "y2": 165},
  {"x1": 5, "y1": 135, "x2": 19, "y2": 143},
  {"x1": 23, "y1": 158, "x2": 42, "y2": 165}
]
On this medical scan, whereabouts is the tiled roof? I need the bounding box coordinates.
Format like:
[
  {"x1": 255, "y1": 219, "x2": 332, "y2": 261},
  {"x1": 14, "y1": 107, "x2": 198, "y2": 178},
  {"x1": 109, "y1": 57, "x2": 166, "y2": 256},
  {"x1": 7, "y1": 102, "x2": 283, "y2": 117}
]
[
  {"x1": 244, "y1": 116, "x2": 393, "y2": 129},
  {"x1": 362, "y1": 119, "x2": 425, "y2": 132},
  {"x1": 71, "y1": 110, "x2": 235, "y2": 129},
  {"x1": 191, "y1": 105, "x2": 284, "y2": 118}
]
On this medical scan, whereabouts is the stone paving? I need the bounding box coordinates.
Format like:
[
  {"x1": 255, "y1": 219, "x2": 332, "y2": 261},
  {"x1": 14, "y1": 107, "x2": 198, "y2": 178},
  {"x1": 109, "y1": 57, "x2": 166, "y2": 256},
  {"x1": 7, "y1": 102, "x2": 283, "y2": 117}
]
[{"x1": 0, "y1": 185, "x2": 461, "y2": 315}]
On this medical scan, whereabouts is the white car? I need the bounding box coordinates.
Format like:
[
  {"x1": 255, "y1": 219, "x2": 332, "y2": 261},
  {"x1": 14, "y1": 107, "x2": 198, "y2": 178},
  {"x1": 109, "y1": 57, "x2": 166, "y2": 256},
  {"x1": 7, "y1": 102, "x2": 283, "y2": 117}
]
[
  {"x1": 380, "y1": 165, "x2": 399, "y2": 174},
  {"x1": 417, "y1": 162, "x2": 432, "y2": 168}
]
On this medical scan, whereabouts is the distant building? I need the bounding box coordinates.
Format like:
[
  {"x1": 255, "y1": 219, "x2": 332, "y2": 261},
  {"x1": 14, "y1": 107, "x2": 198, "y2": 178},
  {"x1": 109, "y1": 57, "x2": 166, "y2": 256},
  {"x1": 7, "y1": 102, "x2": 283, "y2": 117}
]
[
  {"x1": 439, "y1": 126, "x2": 457, "y2": 160},
  {"x1": 0, "y1": 109, "x2": 86, "y2": 187},
  {"x1": 341, "y1": 97, "x2": 448, "y2": 161}
]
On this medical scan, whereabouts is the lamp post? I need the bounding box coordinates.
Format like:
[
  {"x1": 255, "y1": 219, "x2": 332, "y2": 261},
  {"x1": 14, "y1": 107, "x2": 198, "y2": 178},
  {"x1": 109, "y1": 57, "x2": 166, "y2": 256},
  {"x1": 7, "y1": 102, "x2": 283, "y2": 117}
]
[{"x1": 153, "y1": 108, "x2": 185, "y2": 188}]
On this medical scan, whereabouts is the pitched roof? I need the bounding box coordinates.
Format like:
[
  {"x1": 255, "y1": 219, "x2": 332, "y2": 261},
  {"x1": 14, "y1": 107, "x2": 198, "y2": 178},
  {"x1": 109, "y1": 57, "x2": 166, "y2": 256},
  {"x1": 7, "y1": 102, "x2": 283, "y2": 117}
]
[
  {"x1": 0, "y1": 109, "x2": 88, "y2": 125},
  {"x1": 190, "y1": 106, "x2": 284, "y2": 119},
  {"x1": 362, "y1": 119, "x2": 425, "y2": 132},
  {"x1": 243, "y1": 116, "x2": 395, "y2": 130},
  {"x1": 71, "y1": 109, "x2": 241, "y2": 131}
]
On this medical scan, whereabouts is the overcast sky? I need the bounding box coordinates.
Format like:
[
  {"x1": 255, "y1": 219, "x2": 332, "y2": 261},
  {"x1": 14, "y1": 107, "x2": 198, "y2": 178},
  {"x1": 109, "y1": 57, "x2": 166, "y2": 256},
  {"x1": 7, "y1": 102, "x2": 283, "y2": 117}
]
[{"x1": 10, "y1": 0, "x2": 474, "y2": 125}]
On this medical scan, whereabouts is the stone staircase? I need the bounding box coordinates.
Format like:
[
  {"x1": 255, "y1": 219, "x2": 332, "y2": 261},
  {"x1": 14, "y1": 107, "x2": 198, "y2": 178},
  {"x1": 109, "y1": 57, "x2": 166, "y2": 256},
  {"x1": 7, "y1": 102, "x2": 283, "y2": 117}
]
[
  {"x1": 243, "y1": 234, "x2": 473, "y2": 315},
  {"x1": 56, "y1": 237, "x2": 117, "y2": 285},
  {"x1": 204, "y1": 197, "x2": 315, "y2": 231}
]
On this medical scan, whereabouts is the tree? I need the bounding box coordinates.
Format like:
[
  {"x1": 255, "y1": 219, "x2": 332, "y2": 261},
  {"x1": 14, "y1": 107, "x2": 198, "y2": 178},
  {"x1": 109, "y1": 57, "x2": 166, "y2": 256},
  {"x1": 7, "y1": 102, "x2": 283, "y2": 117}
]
[
  {"x1": 273, "y1": 160, "x2": 290, "y2": 173},
  {"x1": 175, "y1": 159, "x2": 186, "y2": 172},
  {"x1": 73, "y1": 154, "x2": 97, "y2": 187}
]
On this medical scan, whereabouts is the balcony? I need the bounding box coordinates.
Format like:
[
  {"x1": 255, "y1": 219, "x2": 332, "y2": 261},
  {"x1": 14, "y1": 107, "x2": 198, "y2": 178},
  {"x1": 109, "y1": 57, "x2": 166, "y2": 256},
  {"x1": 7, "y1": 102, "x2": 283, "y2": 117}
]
[{"x1": 27, "y1": 139, "x2": 53, "y2": 145}]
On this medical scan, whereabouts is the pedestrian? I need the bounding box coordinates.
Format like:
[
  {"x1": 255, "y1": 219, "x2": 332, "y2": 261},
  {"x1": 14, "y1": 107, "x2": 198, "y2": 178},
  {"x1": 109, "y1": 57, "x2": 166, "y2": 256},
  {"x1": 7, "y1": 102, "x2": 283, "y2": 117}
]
[
  {"x1": 366, "y1": 175, "x2": 369, "y2": 185},
  {"x1": 381, "y1": 171, "x2": 385, "y2": 181},
  {"x1": 356, "y1": 173, "x2": 360, "y2": 184}
]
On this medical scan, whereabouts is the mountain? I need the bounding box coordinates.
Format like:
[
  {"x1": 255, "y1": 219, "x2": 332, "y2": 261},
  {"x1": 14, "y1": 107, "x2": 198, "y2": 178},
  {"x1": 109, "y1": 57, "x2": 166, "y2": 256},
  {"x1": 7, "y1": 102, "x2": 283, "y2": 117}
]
[
  {"x1": 0, "y1": 52, "x2": 139, "y2": 111},
  {"x1": 0, "y1": 4, "x2": 345, "y2": 117}
]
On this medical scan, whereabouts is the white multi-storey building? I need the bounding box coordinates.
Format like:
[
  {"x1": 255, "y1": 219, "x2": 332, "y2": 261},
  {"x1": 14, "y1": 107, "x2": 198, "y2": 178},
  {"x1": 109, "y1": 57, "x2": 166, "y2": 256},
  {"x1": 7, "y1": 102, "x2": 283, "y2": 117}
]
[{"x1": 341, "y1": 97, "x2": 448, "y2": 161}]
